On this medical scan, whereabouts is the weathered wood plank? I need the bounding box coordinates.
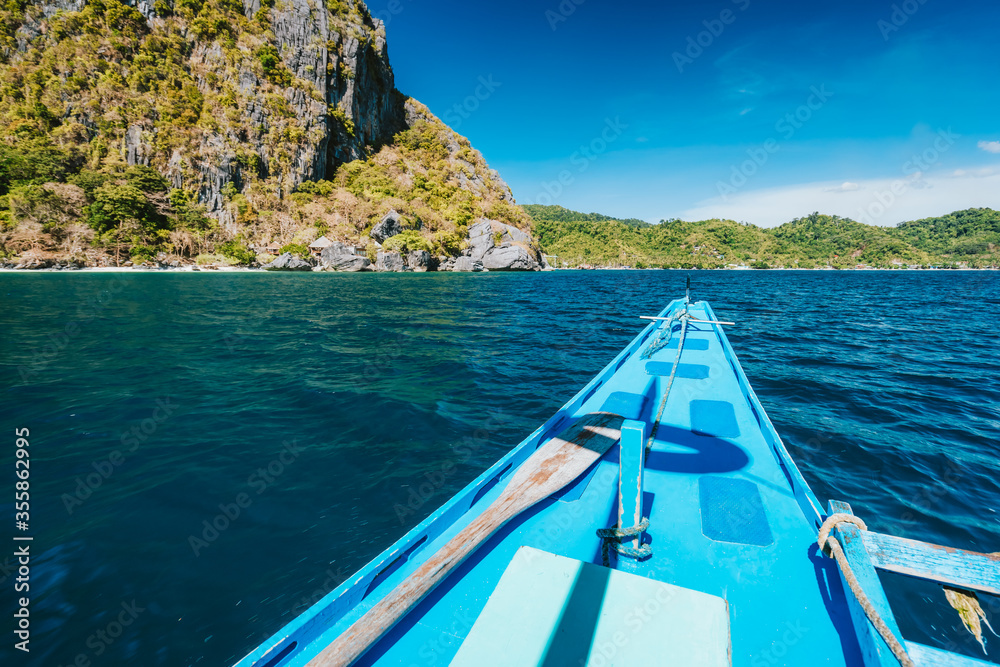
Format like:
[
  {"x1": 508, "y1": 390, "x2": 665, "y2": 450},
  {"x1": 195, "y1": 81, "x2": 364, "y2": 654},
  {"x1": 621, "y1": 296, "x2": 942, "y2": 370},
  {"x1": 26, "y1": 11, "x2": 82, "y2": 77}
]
[
  {"x1": 828, "y1": 500, "x2": 906, "y2": 667},
  {"x1": 863, "y1": 531, "x2": 1000, "y2": 596},
  {"x1": 306, "y1": 412, "x2": 625, "y2": 667},
  {"x1": 905, "y1": 640, "x2": 998, "y2": 667}
]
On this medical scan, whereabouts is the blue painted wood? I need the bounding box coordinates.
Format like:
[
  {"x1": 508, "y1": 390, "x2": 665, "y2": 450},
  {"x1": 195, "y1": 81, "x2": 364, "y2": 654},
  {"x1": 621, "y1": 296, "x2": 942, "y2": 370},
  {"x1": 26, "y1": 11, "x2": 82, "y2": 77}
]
[
  {"x1": 690, "y1": 399, "x2": 741, "y2": 438},
  {"x1": 235, "y1": 297, "x2": 926, "y2": 667},
  {"x1": 600, "y1": 391, "x2": 648, "y2": 421},
  {"x1": 699, "y1": 477, "x2": 773, "y2": 547},
  {"x1": 617, "y1": 419, "x2": 647, "y2": 562},
  {"x1": 904, "y1": 641, "x2": 998, "y2": 667},
  {"x1": 703, "y1": 301, "x2": 825, "y2": 528},
  {"x1": 828, "y1": 500, "x2": 906, "y2": 667},
  {"x1": 863, "y1": 531, "x2": 1000, "y2": 596},
  {"x1": 645, "y1": 361, "x2": 710, "y2": 379}
]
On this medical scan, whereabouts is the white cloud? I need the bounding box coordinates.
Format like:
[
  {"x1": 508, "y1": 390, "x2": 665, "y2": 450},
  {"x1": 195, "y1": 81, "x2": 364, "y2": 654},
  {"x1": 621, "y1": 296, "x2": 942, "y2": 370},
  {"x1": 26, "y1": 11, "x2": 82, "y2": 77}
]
[
  {"x1": 824, "y1": 182, "x2": 861, "y2": 193},
  {"x1": 953, "y1": 167, "x2": 996, "y2": 178},
  {"x1": 680, "y1": 169, "x2": 1000, "y2": 227},
  {"x1": 978, "y1": 140, "x2": 1000, "y2": 154}
]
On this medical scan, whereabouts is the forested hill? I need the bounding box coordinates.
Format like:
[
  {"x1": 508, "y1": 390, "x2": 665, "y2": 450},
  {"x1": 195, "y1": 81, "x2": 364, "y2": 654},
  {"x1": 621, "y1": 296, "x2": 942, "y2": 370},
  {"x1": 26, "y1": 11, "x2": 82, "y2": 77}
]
[
  {"x1": 522, "y1": 205, "x2": 650, "y2": 228},
  {"x1": 526, "y1": 205, "x2": 1000, "y2": 269}
]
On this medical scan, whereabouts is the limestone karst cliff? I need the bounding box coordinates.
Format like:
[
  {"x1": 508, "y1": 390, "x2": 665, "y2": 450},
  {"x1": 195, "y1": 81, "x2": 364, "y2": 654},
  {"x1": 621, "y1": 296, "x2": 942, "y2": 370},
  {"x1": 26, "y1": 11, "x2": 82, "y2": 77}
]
[{"x1": 0, "y1": 0, "x2": 543, "y2": 269}]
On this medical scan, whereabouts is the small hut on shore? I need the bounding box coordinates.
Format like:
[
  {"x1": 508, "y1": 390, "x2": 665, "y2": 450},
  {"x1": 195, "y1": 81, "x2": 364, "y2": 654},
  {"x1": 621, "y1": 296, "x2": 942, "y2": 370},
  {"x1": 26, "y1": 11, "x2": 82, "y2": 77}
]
[{"x1": 309, "y1": 236, "x2": 334, "y2": 256}]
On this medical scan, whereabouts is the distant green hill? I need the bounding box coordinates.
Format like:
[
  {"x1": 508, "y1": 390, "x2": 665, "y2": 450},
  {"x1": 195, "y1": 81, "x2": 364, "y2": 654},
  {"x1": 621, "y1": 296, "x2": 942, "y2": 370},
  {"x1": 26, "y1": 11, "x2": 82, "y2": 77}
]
[
  {"x1": 895, "y1": 208, "x2": 1000, "y2": 256},
  {"x1": 526, "y1": 207, "x2": 1000, "y2": 269},
  {"x1": 522, "y1": 205, "x2": 650, "y2": 228}
]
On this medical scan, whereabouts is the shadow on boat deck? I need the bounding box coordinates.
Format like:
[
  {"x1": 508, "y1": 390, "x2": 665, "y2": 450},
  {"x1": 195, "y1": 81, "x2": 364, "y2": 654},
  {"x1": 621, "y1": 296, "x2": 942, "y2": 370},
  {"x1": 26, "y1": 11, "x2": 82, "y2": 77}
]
[
  {"x1": 646, "y1": 424, "x2": 750, "y2": 474},
  {"x1": 538, "y1": 562, "x2": 612, "y2": 666},
  {"x1": 808, "y1": 542, "x2": 866, "y2": 665}
]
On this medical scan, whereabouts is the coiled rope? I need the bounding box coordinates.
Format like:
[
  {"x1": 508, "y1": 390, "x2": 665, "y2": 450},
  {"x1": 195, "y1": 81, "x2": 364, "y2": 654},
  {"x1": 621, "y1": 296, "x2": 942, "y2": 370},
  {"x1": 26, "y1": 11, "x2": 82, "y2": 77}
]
[
  {"x1": 597, "y1": 518, "x2": 652, "y2": 566},
  {"x1": 817, "y1": 513, "x2": 915, "y2": 667},
  {"x1": 640, "y1": 312, "x2": 679, "y2": 360}
]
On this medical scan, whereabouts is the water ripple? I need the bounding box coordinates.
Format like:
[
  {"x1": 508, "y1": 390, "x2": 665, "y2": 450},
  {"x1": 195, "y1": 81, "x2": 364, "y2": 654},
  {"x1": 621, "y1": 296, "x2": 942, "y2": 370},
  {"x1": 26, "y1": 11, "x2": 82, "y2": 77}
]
[{"x1": 0, "y1": 270, "x2": 997, "y2": 665}]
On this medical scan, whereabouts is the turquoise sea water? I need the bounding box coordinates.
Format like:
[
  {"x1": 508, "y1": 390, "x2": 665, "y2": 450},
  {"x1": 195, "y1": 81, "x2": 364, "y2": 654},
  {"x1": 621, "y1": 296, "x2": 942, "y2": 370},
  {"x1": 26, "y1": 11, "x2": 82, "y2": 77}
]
[{"x1": 0, "y1": 270, "x2": 998, "y2": 665}]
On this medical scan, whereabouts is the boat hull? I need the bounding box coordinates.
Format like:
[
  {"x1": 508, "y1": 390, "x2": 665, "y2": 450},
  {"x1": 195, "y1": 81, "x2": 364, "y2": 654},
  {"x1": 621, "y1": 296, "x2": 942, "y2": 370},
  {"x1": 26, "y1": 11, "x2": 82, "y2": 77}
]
[{"x1": 237, "y1": 299, "x2": 863, "y2": 667}]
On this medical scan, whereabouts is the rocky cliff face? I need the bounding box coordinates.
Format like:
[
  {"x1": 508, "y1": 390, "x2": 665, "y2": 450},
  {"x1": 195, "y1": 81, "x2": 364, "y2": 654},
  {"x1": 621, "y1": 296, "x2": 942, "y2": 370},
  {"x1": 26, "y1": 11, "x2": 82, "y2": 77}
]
[
  {"x1": 6, "y1": 0, "x2": 402, "y2": 211},
  {"x1": 165, "y1": 0, "x2": 403, "y2": 212},
  {"x1": 0, "y1": 0, "x2": 541, "y2": 269}
]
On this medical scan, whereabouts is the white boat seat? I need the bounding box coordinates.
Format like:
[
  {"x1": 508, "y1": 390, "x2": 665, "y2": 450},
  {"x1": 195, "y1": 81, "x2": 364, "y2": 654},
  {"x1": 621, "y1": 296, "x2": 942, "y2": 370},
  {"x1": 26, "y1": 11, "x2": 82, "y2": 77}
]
[{"x1": 451, "y1": 546, "x2": 732, "y2": 666}]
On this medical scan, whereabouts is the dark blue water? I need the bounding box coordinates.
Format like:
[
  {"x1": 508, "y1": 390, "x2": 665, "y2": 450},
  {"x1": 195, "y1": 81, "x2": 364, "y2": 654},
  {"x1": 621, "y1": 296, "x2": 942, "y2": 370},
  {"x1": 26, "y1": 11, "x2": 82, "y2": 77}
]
[{"x1": 1, "y1": 271, "x2": 998, "y2": 666}]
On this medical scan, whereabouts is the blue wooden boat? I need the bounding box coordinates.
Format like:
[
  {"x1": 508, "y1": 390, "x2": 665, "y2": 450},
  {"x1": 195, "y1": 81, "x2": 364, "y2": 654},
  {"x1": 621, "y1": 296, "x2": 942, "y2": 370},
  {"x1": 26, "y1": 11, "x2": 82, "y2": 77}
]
[{"x1": 236, "y1": 292, "x2": 999, "y2": 667}]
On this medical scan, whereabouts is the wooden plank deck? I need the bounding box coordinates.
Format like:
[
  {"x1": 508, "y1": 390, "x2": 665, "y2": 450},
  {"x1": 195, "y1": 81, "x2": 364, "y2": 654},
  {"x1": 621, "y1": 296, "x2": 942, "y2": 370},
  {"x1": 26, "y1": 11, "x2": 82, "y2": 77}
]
[
  {"x1": 863, "y1": 531, "x2": 1000, "y2": 596},
  {"x1": 905, "y1": 641, "x2": 999, "y2": 667}
]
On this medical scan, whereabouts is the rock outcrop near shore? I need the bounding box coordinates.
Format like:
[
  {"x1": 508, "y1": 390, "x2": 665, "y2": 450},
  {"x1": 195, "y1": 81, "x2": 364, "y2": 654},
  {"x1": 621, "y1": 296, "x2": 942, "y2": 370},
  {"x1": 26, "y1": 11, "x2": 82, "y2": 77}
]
[
  {"x1": 263, "y1": 252, "x2": 313, "y2": 271},
  {"x1": 463, "y1": 220, "x2": 543, "y2": 271},
  {"x1": 371, "y1": 211, "x2": 404, "y2": 244},
  {"x1": 319, "y1": 243, "x2": 370, "y2": 271}
]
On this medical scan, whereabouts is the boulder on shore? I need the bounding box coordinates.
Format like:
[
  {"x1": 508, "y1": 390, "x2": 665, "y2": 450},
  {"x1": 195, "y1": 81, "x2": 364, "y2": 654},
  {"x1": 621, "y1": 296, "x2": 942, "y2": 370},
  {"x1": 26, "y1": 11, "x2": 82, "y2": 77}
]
[
  {"x1": 450, "y1": 256, "x2": 485, "y2": 272},
  {"x1": 407, "y1": 250, "x2": 431, "y2": 272},
  {"x1": 465, "y1": 220, "x2": 495, "y2": 261},
  {"x1": 463, "y1": 218, "x2": 541, "y2": 270},
  {"x1": 14, "y1": 258, "x2": 55, "y2": 270},
  {"x1": 481, "y1": 244, "x2": 539, "y2": 271},
  {"x1": 371, "y1": 210, "x2": 403, "y2": 244},
  {"x1": 319, "y1": 242, "x2": 370, "y2": 271},
  {"x1": 375, "y1": 251, "x2": 408, "y2": 272},
  {"x1": 263, "y1": 252, "x2": 313, "y2": 271}
]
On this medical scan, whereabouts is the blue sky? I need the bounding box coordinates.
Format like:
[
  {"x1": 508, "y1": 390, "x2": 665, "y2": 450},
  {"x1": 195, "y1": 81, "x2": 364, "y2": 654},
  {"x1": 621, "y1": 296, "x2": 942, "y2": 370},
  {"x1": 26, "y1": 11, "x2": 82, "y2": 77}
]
[{"x1": 367, "y1": 0, "x2": 1000, "y2": 226}]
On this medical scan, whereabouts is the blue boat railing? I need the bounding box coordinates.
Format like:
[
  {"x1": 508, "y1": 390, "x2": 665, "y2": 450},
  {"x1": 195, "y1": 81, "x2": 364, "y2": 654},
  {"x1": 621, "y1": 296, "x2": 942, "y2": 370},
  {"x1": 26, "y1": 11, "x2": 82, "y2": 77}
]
[{"x1": 826, "y1": 499, "x2": 999, "y2": 667}]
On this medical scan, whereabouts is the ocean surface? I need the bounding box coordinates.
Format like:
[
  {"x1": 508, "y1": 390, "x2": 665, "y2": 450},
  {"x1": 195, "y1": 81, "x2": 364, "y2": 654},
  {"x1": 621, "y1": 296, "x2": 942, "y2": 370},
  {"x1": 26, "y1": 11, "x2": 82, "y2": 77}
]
[{"x1": 1, "y1": 270, "x2": 998, "y2": 666}]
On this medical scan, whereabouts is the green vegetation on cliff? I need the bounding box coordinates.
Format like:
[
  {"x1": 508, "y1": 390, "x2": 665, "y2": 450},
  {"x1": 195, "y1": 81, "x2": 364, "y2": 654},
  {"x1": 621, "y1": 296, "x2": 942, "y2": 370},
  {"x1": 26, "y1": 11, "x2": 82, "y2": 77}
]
[
  {"x1": 284, "y1": 100, "x2": 530, "y2": 259},
  {"x1": 527, "y1": 205, "x2": 1000, "y2": 269},
  {"x1": 0, "y1": 0, "x2": 529, "y2": 266}
]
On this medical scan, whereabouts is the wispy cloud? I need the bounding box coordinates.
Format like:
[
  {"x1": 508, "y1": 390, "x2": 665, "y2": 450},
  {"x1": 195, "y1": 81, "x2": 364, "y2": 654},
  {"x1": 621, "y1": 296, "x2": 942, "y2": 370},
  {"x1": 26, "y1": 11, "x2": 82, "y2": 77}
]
[
  {"x1": 978, "y1": 140, "x2": 1000, "y2": 154},
  {"x1": 953, "y1": 167, "x2": 996, "y2": 178},
  {"x1": 680, "y1": 169, "x2": 1000, "y2": 227},
  {"x1": 824, "y1": 181, "x2": 861, "y2": 193}
]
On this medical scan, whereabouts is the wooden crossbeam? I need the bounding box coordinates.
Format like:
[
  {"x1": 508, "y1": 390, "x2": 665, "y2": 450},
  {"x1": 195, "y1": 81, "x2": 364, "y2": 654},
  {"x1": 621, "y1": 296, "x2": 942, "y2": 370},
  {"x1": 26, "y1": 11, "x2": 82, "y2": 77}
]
[{"x1": 863, "y1": 531, "x2": 1000, "y2": 596}]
